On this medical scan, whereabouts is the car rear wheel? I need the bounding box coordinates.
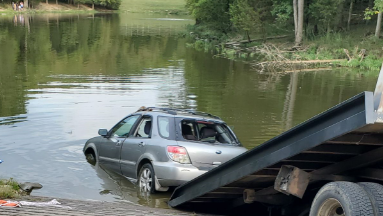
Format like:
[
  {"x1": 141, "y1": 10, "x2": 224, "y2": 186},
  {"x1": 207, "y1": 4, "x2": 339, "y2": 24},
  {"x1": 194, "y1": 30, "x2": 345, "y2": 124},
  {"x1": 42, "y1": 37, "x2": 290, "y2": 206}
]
[
  {"x1": 138, "y1": 163, "x2": 156, "y2": 194},
  {"x1": 309, "y1": 182, "x2": 374, "y2": 216}
]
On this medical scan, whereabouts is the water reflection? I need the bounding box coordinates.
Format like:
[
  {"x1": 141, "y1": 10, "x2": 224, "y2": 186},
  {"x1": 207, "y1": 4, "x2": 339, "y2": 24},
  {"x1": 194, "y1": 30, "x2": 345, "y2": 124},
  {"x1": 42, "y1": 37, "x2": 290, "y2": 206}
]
[
  {"x1": 89, "y1": 162, "x2": 171, "y2": 208},
  {"x1": 282, "y1": 73, "x2": 298, "y2": 131},
  {"x1": 13, "y1": 14, "x2": 27, "y2": 26},
  {"x1": 0, "y1": 12, "x2": 379, "y2": 208}
]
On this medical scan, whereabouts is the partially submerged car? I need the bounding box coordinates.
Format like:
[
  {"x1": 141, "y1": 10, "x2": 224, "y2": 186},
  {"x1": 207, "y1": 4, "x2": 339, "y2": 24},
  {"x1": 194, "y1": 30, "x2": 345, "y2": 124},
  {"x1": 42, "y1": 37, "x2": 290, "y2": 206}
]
[{"x1": 83, "y1": 107, "x2": 247, "y2": 193}]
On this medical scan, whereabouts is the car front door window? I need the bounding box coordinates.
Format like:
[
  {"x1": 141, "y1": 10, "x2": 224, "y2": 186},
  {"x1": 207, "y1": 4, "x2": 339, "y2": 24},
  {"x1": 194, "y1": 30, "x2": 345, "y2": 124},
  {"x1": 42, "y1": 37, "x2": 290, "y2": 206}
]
[{"x1": 110, "y1": 115, "x2": 140, "y2": 137}]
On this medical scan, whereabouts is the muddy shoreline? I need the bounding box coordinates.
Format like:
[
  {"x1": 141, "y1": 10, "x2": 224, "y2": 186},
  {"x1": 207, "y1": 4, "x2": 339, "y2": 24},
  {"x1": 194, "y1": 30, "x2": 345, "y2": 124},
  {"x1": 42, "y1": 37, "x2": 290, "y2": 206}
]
[{"x1": 1, "y1": 195, "x2": 214, "y2": 216}]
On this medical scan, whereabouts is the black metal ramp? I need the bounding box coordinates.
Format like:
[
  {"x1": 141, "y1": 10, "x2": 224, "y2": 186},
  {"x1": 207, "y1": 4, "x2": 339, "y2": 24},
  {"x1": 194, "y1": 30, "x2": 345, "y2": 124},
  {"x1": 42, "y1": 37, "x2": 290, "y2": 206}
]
[{"x1": 169, "y1": 84, "x2": 383, "y2": 208}]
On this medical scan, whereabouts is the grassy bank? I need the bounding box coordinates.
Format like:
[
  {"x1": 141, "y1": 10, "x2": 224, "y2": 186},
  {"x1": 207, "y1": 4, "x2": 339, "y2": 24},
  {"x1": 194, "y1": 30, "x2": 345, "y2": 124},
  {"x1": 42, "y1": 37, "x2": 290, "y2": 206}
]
[
  {"x1": 0, "y1": 178, "x2": 23, "y2": 199},
  {"x1": 0, "y1": 0, "x2": 188, "y2": 15},
  {"x1": 119, "y1": 0, "x2": 187, "y2": 14},
  {"x1": 0, "y1": 2, "x2": 107, "y2": 14},
  {"x1": 187, "y1": 23, "x2": 383, "y2": 71}
]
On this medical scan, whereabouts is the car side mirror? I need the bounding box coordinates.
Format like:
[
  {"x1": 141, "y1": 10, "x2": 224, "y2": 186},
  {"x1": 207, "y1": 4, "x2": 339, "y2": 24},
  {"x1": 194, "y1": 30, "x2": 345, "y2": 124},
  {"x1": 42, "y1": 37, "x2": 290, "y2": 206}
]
[{"x1": 98, "y1": 129, "x2": 108, "y2": 137}]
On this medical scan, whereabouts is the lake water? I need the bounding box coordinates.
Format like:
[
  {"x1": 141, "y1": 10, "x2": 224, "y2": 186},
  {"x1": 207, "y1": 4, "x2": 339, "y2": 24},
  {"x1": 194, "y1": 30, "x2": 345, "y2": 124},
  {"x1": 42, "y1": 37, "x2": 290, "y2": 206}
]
[{"x1": 0, "y1": 12, "x2": 379, "y2": 208}]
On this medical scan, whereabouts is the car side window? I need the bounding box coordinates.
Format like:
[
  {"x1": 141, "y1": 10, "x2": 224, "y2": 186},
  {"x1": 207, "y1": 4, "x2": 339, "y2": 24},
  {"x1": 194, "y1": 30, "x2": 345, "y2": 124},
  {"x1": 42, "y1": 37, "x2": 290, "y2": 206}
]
[
  {"x1": 133, "y1": 116, "x2": 152, "y2": 138},
  {"x1": 110, "y1": 115, "x2": 140, "y2": 137},
  {"x1": 158, "y1": 116, "x2": 170, "y2": 138}
]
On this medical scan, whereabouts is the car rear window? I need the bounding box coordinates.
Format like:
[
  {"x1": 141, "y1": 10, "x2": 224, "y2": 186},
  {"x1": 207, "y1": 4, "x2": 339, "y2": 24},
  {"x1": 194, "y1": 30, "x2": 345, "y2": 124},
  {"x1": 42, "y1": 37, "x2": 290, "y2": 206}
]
[
  {"x1": 180, "y1": 119, "x2": 239, "y2": 145},
  {"x1": 158, "y1": 116, "x2": 170, "y2": 138}
]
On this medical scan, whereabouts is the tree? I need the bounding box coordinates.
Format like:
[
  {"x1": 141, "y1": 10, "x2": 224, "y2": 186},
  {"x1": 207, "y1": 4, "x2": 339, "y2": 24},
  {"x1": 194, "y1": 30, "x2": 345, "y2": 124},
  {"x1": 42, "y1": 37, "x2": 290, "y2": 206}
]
[
  {"x1": 309, "y1": 0, "x2": 344, "y2": 35},
  {"x1": 378, "y1": 12, "x2": 383, "y2": 37},
  {"x1": 365, "y1": 0, "x2": 383, "y2": 37},
  {"x1": 348, "y1": 0, "x2": 354, "y2": 30},
  {"x1": 97, "y1": 0, "x2": 121, "y2": 10},
  {"x1": 271, "y1": 0, "x2": 293, "y2": 24},
  {"x1": 186, "y1": 0, "x2": 233, "y2": 32},
  {"x1": 230, "y1": 0, "x2": 262, "y2": 42},
  {"x1": 295, "y1": 0, "x2": 304, "y2": 46},
  {"x1": 293, "y1": 0, "x2": 298, "y2": 36}
]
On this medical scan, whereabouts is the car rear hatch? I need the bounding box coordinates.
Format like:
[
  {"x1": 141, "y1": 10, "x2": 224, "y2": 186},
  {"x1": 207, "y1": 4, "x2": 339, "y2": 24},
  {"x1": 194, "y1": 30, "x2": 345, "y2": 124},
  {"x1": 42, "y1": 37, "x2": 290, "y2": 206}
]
[
  {"x1": 177, "y1": 141, "x2": 247, "y2": 170},
  {"x1": 175, "y1": 117, "x2": 247, "y2": 170}
]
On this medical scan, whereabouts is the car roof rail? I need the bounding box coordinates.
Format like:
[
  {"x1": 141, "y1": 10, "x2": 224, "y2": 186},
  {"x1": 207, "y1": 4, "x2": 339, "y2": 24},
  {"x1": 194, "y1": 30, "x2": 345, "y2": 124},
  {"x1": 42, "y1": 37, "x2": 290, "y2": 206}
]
[
  {"x1": 187, "y1": 111, "x2": 221, "y2": 120},
  {"x1": 135, "y1": 107, "x2": 221, "y2": 119}
]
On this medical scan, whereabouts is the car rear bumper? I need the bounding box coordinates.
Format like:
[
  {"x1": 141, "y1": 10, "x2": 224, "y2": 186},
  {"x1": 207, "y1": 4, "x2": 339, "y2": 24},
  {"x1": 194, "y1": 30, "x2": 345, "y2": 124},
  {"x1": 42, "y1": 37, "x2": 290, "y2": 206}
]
[{"x1": 153, "y1": 161, "x2": 207, "y2": 187}]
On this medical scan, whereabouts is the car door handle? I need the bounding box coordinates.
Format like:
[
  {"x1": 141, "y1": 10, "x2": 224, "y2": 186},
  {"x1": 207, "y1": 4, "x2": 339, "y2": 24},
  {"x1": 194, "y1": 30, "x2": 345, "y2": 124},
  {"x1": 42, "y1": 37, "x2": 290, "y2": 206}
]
[
  {"x1": 116, "y1": 141, "x2": 122, "y2": 146},
  {"x1": 138, "y1": 142, "x2": 145, "y2": 147}
]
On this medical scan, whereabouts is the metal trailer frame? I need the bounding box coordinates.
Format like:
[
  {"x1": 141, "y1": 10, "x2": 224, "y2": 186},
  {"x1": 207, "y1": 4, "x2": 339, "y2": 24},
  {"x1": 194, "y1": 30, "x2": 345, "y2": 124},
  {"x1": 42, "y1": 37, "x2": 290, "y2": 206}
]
[{"x1": 168, "y1": 66, "x2": 383, "y2": 212}]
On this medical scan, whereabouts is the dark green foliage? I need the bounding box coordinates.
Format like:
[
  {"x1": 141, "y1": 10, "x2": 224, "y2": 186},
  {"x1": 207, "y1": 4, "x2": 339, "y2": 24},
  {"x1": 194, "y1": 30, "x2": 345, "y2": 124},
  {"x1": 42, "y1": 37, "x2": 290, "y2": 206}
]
[
  {"x1": 186, "y1": 0, "x2": 233, "y2": 32},
  {"x1": 309, "y1": 0, "x2": 344, "y2": 27},
  {"x1": 271, "y1": 0, "x2": 293, "y2": 24},
  {"x1": 187, "y1": 0, "x2": 380, "y2": 38},
  {"x1": 230, "y1": 0, "x2": 272, "y2": 40},
  {"x1": 230, "y1": 0, "x2": 261, "y2": 41},
  {"x1": 94, "y1": 0, "x2": 121, "y2": 10}
]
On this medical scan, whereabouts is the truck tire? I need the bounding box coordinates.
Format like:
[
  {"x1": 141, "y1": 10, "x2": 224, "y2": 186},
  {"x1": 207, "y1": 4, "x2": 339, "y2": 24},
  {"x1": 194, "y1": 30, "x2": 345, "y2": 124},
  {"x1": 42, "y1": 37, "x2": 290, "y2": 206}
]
[
  {"x1": 358, "y1": 182, "x2": 383, "y2": 216},
  {"x1": 309, "y1": 181, "x2": 374, "y2": 216}
]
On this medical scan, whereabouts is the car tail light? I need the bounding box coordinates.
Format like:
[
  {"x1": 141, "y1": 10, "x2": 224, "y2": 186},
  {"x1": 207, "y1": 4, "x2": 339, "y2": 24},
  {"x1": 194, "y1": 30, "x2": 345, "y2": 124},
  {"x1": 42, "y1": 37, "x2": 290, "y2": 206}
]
[{"x1": 167, "y1": 146, "x2": 191, "y2": 164}]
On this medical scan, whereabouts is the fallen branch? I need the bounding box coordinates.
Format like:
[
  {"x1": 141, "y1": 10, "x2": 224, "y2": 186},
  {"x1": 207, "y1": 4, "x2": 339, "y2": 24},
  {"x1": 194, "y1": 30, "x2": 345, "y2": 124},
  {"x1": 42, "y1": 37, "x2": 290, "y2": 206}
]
[
  {"x1": 253, "y1": 58, "x2": 344, "y2": 73},
  {"x1": 344, "y1": 49, "x2": 352, "y2": 62},
  {"x1": 359, "y1": 49, "x2": 366, "y2": 62},
  {"x1": 283, "y1": 67, "x2": 333, "y2": 73},
  {"x1": 225, "y1": 35, "x2": 290, "y2": 46},
  {"x1": 275, "y1": 59, "x2": 344, "y2": 64}
]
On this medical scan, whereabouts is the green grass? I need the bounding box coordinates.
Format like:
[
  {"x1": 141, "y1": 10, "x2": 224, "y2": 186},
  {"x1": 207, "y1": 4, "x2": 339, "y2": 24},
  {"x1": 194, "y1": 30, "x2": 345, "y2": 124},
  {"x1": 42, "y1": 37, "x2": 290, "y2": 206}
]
[
  {"x1": 120, "y1": 0, "x2": 187, "y2": 14},
  {"x1": 0, "y1": 178, "x2": 22, "y2": 199},
  {"x1": 294, "y1": 27, "x2": 383, "y2": 70}
]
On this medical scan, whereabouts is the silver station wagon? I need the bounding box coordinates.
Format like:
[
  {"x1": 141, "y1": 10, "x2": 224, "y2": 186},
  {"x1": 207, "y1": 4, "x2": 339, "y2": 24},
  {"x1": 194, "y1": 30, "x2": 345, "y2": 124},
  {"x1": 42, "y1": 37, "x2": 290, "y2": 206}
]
[{"x1": 83, "y1": 107, "x2": 247, "y2": 193}]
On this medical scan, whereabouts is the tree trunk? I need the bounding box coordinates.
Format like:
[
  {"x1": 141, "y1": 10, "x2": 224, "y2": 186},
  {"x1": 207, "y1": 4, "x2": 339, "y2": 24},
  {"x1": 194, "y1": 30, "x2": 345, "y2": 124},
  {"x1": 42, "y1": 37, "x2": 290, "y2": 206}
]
[
  {"x1": 78, "y1": 2, "x2": 79, "y2": 8},
  {"x1": 314, "y1": 24, "x2": 318, "y2": 35},
  {"x1": 24, "y1": 0, "x2": 28, "y2": 8},
  {"x1": 246, "y1": 30, "x2": 251, "y2": 42},
  {"x1": 56, "y1": 0, "x2": 58, "y2": 5},
  {"x1": 46, "y1": 0, "x2": 48, "y2": 4},
  {"x1": 293, "y1": 0, "x2": 298, "y2": 38},
  {"x1": 295, "y1": 0, "x2": 304, "y2": 46},
  {"x1": 92, "y1": 3, "x2": 94, "y2": 9},
  {"x1": 305, "y1": 0, "x2": 310, "y2": 36},
  {"x1": 347, "y1": 0, "x2": 354, "y2": 31},
  {"x1": 376, "y1": 12, "x2": 382, "y2": 38},
  {"x1": 335, "y1": 0, "x2": 345, "y2": 30},
  {"x1": 327, "y1": 21, "x2": 331, "y2": 37}
]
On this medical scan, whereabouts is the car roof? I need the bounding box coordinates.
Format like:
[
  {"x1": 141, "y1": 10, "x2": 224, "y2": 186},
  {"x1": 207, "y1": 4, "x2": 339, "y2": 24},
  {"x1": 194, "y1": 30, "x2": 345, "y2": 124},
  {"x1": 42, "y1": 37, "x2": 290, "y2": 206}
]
[{"x1": 133, "y1": 107, "x2": 224, "y2": 122}]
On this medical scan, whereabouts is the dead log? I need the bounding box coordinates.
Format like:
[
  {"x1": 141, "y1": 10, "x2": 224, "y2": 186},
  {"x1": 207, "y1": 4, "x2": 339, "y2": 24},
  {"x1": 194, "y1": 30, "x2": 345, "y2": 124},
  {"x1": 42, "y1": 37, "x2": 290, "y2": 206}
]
[
  {"x1": 225, "y1": 35, "x2": 290, "y2": 46},
  {"x1": 270, "y1": 59, "x2": 344, "y2": 64},
  {"x1": 359, "y1": 49, "x2": 366, "y2": 62},
  {"x1": 344, "y1": 49, "x2": 352, "y2": 62}
]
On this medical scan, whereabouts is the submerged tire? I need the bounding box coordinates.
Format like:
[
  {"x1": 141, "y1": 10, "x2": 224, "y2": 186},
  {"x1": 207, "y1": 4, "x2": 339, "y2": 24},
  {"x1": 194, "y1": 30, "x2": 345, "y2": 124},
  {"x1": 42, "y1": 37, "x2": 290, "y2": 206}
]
[
  {"x1": 85, "y1": 150, "x2": 97, "y2": 165},
  {"x1": 309, "y1": 181, "x2": 374, "y2": 216},
  {"x1": 358, "y1": 182, "x2": 383, "y2": 216},
  {"x1": 138, "y1": 163, "x2": 156, "y2": 194}
]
